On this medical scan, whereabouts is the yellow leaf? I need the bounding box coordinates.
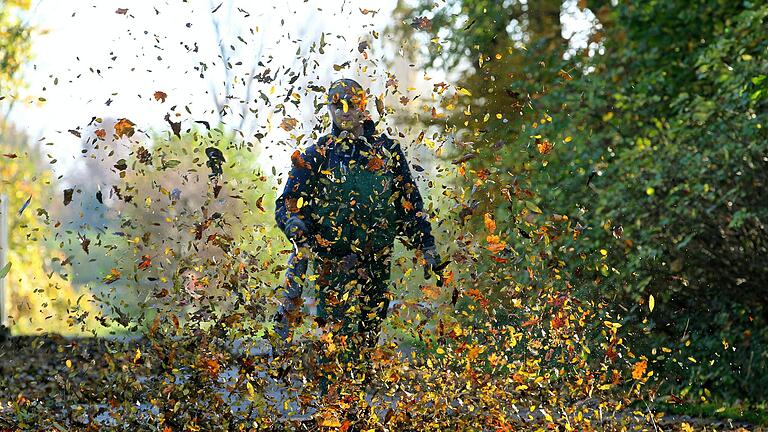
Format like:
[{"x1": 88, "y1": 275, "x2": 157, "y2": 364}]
[
  {"x1": 319, "y1": 413, "x2": 342, "y2": 427},
  {"x1": 66, "y1": 359, "x2": 72, "y2": 368},
  {"x1": 296, "y1": 197, "x2": 304, "y2": 208},
  {"x1": 457, "y1": 87, "x2": 472, "y2": 96},
  {"x1": 681, "y1": 422, "x2": 694, "y2": 432},
  {"x1": 649, "y1": 295, "x2": 655, "y2": 313},
  {"x1": 453, "y1": 324, "x2": 463, "y2": 337}
]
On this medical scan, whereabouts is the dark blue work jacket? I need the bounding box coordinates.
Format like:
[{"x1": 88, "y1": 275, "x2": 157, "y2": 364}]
[{"x1": 275, "y1": 119, "x2": 435, "y2": 257}]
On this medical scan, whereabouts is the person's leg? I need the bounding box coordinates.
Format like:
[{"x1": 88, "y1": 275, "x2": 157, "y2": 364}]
[
  {"x1": 273, "y1": 251, "x2": 309, "y2": 343},
  {"x1": 314, "y1": 254, "x2": 362, "y2": 396},
  {"x1": 357, "y1": 249, "x2": 393, "y2": 352}
]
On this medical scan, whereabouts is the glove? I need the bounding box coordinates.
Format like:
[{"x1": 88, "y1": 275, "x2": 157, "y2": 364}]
[
  {"x1": 284, "y1": 216, "x2": 308, "y2": 242},
  {"x1": 422, "y1": 245, "x2": 441, "y2": 280}
]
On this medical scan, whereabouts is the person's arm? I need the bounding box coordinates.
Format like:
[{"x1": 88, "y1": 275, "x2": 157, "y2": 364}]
[
  {"x1": 385, "y1": 137, "x2": 436, "y2": 251},
  {"x1": 275, "y1": 144, "x2": 322, "y2": 241}
]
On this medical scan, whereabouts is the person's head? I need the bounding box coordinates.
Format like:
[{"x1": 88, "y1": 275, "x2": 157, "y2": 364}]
[{"x1": 327, "y1": 78, "x2": 368, "y2": 132}]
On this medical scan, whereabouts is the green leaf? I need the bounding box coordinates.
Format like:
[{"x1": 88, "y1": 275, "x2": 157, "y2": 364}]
[
  {"x1": 524, "y1": 200, "x2": 542, "y2": 213},
  {"x1": 0, "y1": 262, "x2": 11, "y2": 280}
]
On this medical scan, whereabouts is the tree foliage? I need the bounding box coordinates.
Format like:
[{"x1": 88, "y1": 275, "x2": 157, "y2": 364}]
[{"x1": 395, "y1": 0, "x2": 768, "y2": 403}]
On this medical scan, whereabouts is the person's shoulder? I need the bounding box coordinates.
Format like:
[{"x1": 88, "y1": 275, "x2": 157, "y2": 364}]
[
  {"x1": 290, "y1": 137, "x2": 330, "y2": 171},
  {"x1": 372, "y1": 130, "x2": 399, "y2": 152}
]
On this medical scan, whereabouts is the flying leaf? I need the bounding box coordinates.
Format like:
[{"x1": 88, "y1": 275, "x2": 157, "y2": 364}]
[
  {"x1": 114, "y1": 118, "x2": 135, "y2": 138},
  {"x1": 524, "y1": 200, "x2": 542, "y2": 213},
  {"x1": 410, "y1": 16, "x2": 432, "y2": 31},
  {"x1": 63, "y1": 188, "x2": 74, "y2": 206},
  {"x1": 280, "y1": 117, "x2": 298, "y2": 131},
  {"x1": 631, "y1": 360, "x2": 647, "y2": 380},
  {"x1": 17, "y1": 195, "x2": 31, "y2": 215},
  {"x1": 484, "y1": 213, "x2": 496, "y2": 233},
  {"x1": 290, "y1": 150, "x2": 312, "y2": 170},
  {"x1": 0, "y1": 262, "x2": 11, "y2": 280},
  {"x1": 103, "y1": 268, "x2": 121, "y2": 284},
  {"x1": 255, "y1": 194, "x2": 266, "y2": 213},
  {"x1": 537, "y1": 139, "x2": 553, "y2": 155}
]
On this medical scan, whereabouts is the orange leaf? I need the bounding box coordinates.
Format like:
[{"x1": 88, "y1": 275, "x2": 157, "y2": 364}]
[
  {"x1": 537, "y1": 139, "x2": 553, "y2": 155},
  {"x1": 367, "y1": 155, "x2": 384, "y2": 171},
  {"x1": 632, "y1": 360, "x2": 647, "y2": 380},
  {"x1": 441, "y1": 270, "x2": 454, "y2": 285},
  {"x1": 290, "y1": 150, "x2": 312, "y2": 170},
  {"x1": 114, "y1": 118, "x2": 135, "y2": 138},
  {"x1": 137, "y1": 255, "x2": 151, "y2": 270},
  {"x1": 484, "y1": 213, "x2": 496, "y2": 233},
  {"x1": 153, "y1": 91, "x2": 167, "y2": 102},
  {"x1": 420, "y1": 284, "x2": 441, "y2": 300},
  {"x1": 103, "y1": 268, "x2": 121, "y2": 284}
]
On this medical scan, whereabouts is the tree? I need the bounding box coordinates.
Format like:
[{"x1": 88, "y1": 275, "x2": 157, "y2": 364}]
[
  {"x1": 393, "y1": 0, "x2": 768, "y2": 401},
  {"x1": 0, "y1": 0, "x2": 33, "y2": 119}
]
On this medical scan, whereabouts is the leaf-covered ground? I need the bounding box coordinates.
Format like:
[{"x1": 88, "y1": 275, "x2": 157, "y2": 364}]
[{"x1": 0, "y1": 335, "x2": 758, "y2": 431}]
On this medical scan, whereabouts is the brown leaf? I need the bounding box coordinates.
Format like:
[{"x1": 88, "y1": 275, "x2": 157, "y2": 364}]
[
  {"x1": 410, "y1": 16, "x2": 432, "y2": 31},
  {"x1": 154, "y1": 91, "x2": 167, "y2": 102},
  {"x1": 164, "y1": 113, "x2": 181, "y2": 138},
  {"x1": 79, "y1": 233, "x2": 90, "y2": 254},
  {"x1": 280, "y1": 117, "x2": 298, "y2": 132},
  {"x1": 63, "y1": 188, "x2": 74, "y2": 206},
  {"x1": 115, "y1": 8, "x2": 128, "y2": 14},
  {"x1": 451, "y1": 153, "x2": 477, "y2": 164},
  {"x1": 255, "y1": 194, "x2": 266, "y2": 213}
]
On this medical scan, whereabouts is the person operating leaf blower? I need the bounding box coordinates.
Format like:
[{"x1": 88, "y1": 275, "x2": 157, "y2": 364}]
[{"x1": 272, "y1": 78, "x2": 447, "y2": 384}]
